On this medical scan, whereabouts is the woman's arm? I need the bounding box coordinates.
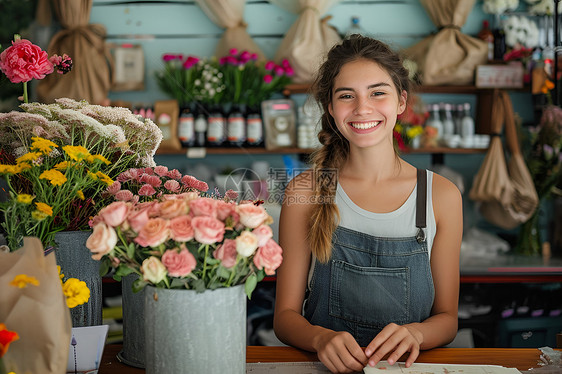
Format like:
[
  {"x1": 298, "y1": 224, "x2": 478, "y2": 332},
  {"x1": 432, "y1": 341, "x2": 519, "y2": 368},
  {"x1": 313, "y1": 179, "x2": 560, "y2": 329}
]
[
  {"x1": 273, "y1": 171, "x2": 368, "y2": 373},
  {"x1": 365, "y1": 172, "x2": 463, "y2": 367}
]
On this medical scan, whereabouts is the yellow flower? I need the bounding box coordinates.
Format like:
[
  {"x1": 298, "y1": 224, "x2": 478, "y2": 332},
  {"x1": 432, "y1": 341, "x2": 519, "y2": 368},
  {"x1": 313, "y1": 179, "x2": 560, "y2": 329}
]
[
  {"x1": 10, "y1": 274, "x2": 40, "y2": 288},
  {"x1": 63, "y1": 145, "x2": 91, "y2": 161},
  {"x1": 39, "y1": 169, "x2": 67, "y2": 186},
  {"x1": 87, "y1": 154, "x2": 111, "y2": 165},
  {"x1": 88, "y1": 171, "x2": 98, "y2": 180},
  {"x1": 31, "y1": 210, "x2": 49, "y2": 221},
  {"x1": 31, "y1": 136, "x2": 58, "y2": 154},
  {"x1": 96, "y1": 171, "x2": 114, "y2": 186},
  {"x1": 53, "y1": 161, "x2": 69, "y2": 171},
  {"x1": 16, "y1": 152, "x2": 42, "y2": 164},
  {"x1": 16, "y1": 194, "x2": 34, "y2": 204},
  {"x1": 35, "y1": 202, "x2": 53, "y2": 216},
  {"x1": 57, "y1": 265, "x2": 65, "y2": 283},
  {"x1": 76, "y1": 190, "x2": 85, "y2": 200},
  {"x1": 62, "y1": 278, "x2": 90, "y2": 308}
]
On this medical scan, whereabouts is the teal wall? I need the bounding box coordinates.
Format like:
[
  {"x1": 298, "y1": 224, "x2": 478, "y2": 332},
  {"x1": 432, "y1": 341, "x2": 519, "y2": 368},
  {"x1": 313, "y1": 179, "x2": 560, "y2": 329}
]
[{"x1": 89, "y1": 0, "x2": 540, "y2": 243}]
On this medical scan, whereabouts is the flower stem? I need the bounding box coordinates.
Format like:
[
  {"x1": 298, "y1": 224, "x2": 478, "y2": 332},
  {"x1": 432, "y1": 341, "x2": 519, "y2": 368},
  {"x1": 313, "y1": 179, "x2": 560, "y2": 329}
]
[
  {"x1": 23, "y1": 81, "x2": 28, "y2": 103},
  {"x1": 202, "y1": 244, "x2": 209, "y2": 282}
]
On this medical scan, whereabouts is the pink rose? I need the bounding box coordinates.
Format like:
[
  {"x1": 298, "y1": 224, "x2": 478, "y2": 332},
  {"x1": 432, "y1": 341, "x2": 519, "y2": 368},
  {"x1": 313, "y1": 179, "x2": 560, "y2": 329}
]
[
  {"x1": 253, "y1": 239, "x2": 283, "y2": 275},
  {"x1": 134, "y1": 218, "x2": 170, "y2": 247},
  {"x1": 237, "y1": 203, "x2": 268, "y2": 228},
  {"x1": 214, "y1": 239, "x2": 238, "y2": 268},
  {"x1": 169, "y1": 215, "x2": 194, "y2": 242},
  {"x1": 189, "y1": 197, "x2": 217, "y2": 218},
  {"x1": 0, "y1": 38, "x2": 54, "y2": 83},
  {"x1": 235, "y1": 230, "x2": 258, "y2": 257},
  {"x1": 216, "y1": 200, "x2": 235, "y2": 221},
  {"x1": 141, "y1": 256, "x2": 167, "y2": 284},
  {"x1": 252, "y1": 225, "x2": 273, "y2": 247},
  {"x1": 98, "y1": 201, "x2": 129, "y2": 227},
  {"x1": 86, "y1": 223, "x2": 118, "y2": 260},
  {"x1": 167, "y1": 169, "x2": 182, "y2": 180},
  {"x1": 161, "y1": 247, "x2": 196, "y2": 277},
  {"x1": 158, "y1": 199, "x2": 188, "y2": 219},
  {"x1": 127, "y1": 205, "x2": 152, "y2": 232},
  {"x1": 191, "y1": 216, "x2": 225, "y2": 244}
]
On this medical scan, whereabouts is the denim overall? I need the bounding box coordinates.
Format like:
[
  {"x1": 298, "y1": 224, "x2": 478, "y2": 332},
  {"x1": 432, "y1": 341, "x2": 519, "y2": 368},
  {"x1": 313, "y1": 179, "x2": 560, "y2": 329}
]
[{"x1": 303, "y1": 169, "x2": 435, "y2": 347}]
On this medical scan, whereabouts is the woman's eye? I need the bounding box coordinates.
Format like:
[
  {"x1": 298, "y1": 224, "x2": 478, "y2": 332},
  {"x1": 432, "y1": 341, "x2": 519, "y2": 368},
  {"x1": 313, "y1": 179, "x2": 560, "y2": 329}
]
[
  {"x1": 338, "y1": 93, "x2": 353, "y2": 99},
  {"x1": 371, "y1": 91, "x2": 385, "y2": 97}
]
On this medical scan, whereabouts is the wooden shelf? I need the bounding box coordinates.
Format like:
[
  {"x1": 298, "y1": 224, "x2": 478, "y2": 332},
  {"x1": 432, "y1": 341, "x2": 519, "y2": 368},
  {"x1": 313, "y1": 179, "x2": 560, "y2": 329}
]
[{"x1": 155, "y1": 146, "x2": 486, "y2": 156}]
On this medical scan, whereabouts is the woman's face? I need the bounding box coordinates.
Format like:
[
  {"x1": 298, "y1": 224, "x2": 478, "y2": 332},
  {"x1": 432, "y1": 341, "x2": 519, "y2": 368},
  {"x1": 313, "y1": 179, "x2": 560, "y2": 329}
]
[{"x1": 328, "y1": 58, "x2": 407, "y2": 150}]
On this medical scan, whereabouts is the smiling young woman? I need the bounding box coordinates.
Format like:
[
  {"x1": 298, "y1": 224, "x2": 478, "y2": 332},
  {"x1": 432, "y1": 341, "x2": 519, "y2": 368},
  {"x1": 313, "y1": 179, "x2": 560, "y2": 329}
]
[{"x1": 273, "y1": 35, "x2": 463, "y2": 374}]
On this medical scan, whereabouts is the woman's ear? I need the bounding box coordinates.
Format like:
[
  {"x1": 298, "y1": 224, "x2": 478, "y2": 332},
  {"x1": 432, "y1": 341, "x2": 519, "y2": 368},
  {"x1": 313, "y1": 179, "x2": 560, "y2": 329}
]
[
  {"x1": 398, "y1": 90, "x2": 407, "y2": 115},
  {"x1": 328, "y1": 102, "x2": 333, "y2": 117}
]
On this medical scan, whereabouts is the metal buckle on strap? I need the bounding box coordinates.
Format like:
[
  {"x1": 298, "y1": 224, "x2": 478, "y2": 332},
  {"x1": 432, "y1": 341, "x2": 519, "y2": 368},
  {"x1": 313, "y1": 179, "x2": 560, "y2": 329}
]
[{"x1": 416, "y1": 227, "x2": 426, "y2": 243}]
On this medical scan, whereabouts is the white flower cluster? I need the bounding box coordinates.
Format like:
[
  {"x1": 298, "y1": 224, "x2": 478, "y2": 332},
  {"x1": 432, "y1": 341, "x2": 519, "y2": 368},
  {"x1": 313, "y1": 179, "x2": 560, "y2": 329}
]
[
  {"x1": 525, "y1": 0, "x2": 562, "y2": 15},
  {"x1": 503, "y1": 15, "x2": 540, "y2": 48},
  {"x1": 482, "y1": 0, "x2": 519, "y2": 14},
  {"x1": 193, "y1": 61, "x2": 225, "y2": 104}
]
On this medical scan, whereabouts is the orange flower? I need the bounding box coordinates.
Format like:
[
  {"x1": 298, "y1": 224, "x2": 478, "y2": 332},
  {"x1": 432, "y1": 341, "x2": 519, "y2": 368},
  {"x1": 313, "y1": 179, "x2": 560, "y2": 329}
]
[
  {"x1": 541, "y1": 79, "x2": 555, "y2": 94},
  {"x1": 0, "y1": 323, "x2": 19, "y2": 358}
]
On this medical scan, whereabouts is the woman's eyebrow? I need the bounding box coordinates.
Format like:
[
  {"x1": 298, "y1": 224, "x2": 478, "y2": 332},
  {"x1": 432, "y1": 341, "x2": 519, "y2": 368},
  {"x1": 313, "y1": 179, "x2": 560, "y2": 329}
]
[{"x1": 334, "y1": 82, "x2": 391, "y2": 94}]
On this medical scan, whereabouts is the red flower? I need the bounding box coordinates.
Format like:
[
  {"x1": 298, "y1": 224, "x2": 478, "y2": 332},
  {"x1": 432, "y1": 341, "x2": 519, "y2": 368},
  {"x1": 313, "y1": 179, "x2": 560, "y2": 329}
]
[
  {"x1": 0, "y1": 323, "x2": 19, "y2": 358},
  {"x1": 0, "y1": 38, "x2": 53, "y2": 83}
]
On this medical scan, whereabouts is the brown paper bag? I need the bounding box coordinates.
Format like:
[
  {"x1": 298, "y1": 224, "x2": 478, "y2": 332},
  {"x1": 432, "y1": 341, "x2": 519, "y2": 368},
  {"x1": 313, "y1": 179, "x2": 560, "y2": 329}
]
[
  {"x1": 404, "y1": 0, "x2": 487, "y2": 85},
  {"x1": 0, "y1": 237, "x2": 71, "y2": 374},
  {"x1": 468, "y1": 90, "x2": 539, "y2": 229}
]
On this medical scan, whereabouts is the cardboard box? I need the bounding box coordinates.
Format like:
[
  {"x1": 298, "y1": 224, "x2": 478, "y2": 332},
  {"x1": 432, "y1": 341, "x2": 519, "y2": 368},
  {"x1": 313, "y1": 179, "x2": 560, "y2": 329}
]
[{"x1": 475, "y1": 63, "x2": 524, "y2": 88}]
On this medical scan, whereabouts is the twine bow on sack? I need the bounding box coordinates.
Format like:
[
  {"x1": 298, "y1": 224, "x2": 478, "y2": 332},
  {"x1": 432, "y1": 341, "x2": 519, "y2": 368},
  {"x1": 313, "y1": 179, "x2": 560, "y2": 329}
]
[{"x1": 468, "y1": 90, "x2": 539, "y2": 230}]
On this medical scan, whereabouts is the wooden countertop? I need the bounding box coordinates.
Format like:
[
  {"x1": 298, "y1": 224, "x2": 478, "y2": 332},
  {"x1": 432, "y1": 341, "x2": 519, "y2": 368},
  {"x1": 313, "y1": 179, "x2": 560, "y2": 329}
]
[{"x1": 99, "y1": 344, "x2": 552, "y2": 373}]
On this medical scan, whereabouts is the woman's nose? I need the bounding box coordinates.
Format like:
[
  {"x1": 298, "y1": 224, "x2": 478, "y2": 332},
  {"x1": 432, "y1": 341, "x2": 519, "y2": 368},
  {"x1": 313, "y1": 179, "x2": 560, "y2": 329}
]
[{"x1": 353, "y1": 97, "x2": 372, "y2": 115}]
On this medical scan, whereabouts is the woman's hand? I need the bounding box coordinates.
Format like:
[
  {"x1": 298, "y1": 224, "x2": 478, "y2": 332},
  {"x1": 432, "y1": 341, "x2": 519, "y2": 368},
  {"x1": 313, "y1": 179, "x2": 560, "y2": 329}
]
[
  {"x1": 364, "y1": 323, "x2": 423, "y2": 368},
  {"x1": 314, "y1": 329, "x2": 368, "y2": 373}
]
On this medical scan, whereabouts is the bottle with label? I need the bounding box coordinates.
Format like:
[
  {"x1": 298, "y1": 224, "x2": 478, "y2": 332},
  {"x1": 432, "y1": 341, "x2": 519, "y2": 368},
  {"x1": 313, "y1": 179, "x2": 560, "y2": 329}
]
[
  {"x1": 460, "y1": 102, "x2": 475, "y2": 147},
  {"x1": 426, "y1": 103, "x2": 444, "y2": 142},
  {"x1": 227, "y1": 104, "x2": 246, "y2": 147},
  {"x1": 246, "y1": 106, "x2": 264, "y2": 147},
  {"x1": 206, "y1": 104, "x2": 226, "y2": 147},
  {"x1": 193, "y1": 107, "x2": 207, "y2": 147},
  {"x1": 178, "y1": 106, "x2": 195, "y2": 147},
  {"x1": 442, "y1": 103, "x2": 455, "y2": 138},
  {"x1": 477, "y1": 20, "x2": 494, "y2": 61}
]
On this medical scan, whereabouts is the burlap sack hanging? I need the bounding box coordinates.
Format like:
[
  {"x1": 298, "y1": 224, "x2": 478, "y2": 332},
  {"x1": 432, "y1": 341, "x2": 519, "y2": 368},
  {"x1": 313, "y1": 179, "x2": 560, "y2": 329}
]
[
  {"x1": 404, "y1": 0, "x2": 488, "y2": 85},
  {"x1": 468, "y1": 90, "x2": 539, "y2": 229},
  {"x1": 36, "y1": 0, "x2": 111, "y2": 105}
]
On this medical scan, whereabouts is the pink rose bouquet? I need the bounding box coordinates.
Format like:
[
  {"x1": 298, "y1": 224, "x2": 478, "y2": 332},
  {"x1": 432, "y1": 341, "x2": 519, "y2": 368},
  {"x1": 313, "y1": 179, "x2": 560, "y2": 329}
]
[{"x1": 86, "y1": 167, "x2": 283, "y2": 298}]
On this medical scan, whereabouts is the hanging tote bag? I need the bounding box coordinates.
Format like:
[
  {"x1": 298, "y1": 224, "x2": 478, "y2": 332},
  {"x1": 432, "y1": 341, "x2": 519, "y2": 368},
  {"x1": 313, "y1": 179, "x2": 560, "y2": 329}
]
[{"x1": 468, "y1": 90, "x2": 539, "y2": 229}]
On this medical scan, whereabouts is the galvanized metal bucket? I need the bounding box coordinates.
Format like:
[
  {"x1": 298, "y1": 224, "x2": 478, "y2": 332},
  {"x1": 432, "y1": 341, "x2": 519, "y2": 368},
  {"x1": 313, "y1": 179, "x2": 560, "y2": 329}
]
[
  {"x1": 53, "y1": 231, "x2": 102, "y2": 327},
  {"x1": 117, "y1": 274, "x2": 146, "y2": 368},
  {"x1": 144, "y1": 285, "x2": 246, "y2": 374}
]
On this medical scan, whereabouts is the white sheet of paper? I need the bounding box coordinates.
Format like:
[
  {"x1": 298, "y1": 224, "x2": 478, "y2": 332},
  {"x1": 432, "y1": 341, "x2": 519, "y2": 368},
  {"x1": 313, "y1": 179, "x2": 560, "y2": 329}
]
[
  {"x1": 66, "y1": 325, "x2": 109, "y2": 374},
  {"x1": 363, "y1": 361, "x2": 522, "y2": 373}
]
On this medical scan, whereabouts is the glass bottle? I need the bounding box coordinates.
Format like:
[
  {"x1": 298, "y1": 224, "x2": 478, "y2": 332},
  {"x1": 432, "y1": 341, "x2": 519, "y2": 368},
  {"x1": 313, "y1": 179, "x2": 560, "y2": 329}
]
[
  {"x1": 477, "y1": 20, "x2": 494, "y2": 62},
  {"x1": 206, "y1": 104, "x2": 226, "y2": 147},
  {"x1": 461, "y1": 102, "x2": 475, "y2": 146},
  {"x1": 441, "y1": 103, "x2": 455, "y2": 138},
  {"x1": 246, "y1": 105, "x2": 264, "y2": 147},
  {"x1": 492, "y1": 16, "x2": 506, "y2": 60},
  {"x1": 193, "y1": 107, "x2": 207, "y2": 147},
  {"x1": 178, "y1": 106, "x2": 195, "y2": 147},
  {"x1": 426, "y1": 103, "x2": 443, "y2": 141},
  {"x1": 227, "y1": 104, "x2": 246, "y2": 147}
]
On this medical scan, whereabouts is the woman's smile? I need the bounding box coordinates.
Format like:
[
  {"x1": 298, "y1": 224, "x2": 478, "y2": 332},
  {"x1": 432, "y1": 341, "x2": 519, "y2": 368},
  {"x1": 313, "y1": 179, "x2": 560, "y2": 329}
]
[{"x1": 348, "y1": 120, "x2": 381, "y2": 132}]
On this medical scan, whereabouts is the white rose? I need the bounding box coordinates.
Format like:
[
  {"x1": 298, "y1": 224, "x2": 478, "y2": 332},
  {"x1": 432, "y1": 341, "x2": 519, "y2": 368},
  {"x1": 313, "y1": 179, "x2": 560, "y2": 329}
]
[
  {"x1": 141, "y1": 256, "x2": 168, "y2": 284},
  {"x1": 86, "y1": 223, "x2": 117, "y2": 260},
  {"x1": 235, "y1": 231, "x2": 258, "y2": 257}
]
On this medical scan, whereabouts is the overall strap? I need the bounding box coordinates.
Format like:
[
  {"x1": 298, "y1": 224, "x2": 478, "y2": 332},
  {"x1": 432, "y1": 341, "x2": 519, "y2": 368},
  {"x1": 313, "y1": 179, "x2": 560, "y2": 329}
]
[{"x1": 416, "y1": 168, "x2": 427, "y2": 243}]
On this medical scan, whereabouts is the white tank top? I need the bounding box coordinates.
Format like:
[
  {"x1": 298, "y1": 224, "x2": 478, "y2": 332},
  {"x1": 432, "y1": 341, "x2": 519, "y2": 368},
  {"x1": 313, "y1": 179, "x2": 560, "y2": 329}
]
[
  {"x1": 307, "y1": 170, "x2": 436, "y2": 289},
  {"x1": 336, "y1": 169, "x2": 436, "y2": 256}
]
